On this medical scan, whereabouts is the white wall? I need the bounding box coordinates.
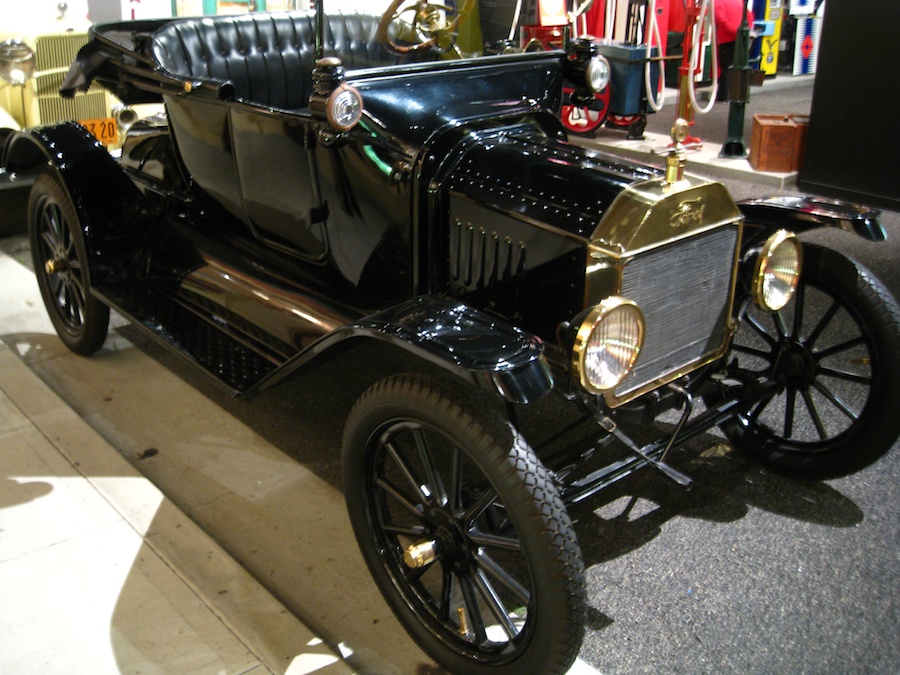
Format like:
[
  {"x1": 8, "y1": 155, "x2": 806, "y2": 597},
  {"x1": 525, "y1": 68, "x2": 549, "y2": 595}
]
[
  {"x1": 0, "y1": 0, "x2": 92, "y2": 35},
  {"x1": 322, "y1": 0, "x2": 376, "y2": 11},
  {"x1": 120, "y1": 0, "x2": 174, "y2": 19}
]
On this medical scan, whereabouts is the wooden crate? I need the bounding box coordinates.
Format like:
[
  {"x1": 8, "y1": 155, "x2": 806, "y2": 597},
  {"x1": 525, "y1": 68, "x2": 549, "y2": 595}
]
[{"x1": 749, "y1": 114, "x2": 808, "y2": 173}]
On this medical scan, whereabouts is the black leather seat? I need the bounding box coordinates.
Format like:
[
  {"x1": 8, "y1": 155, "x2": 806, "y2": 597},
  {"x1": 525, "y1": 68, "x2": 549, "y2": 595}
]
[{"x1": 149, "y1": 11, "x2": 429, "y2": 110}]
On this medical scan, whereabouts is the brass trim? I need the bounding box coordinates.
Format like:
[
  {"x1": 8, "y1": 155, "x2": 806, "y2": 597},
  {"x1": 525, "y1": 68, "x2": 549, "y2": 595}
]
[
  {"x1": 665, "y1": 118, "x2": 690, "y2": 185},
  {"x1": 571, "y1": 297, "x2": 645, "y2": 395},
  {"x1": 603, "y1": 342, "x2": 736, "y2": 408},
  {"x1": 457, "y1": 607, "x2": 469, "y2": 636},
  {"x1": 326, "y1": 83, "x2": 363, "y2": 132},
  {"x1": 403, "y1": 540, "x2": 438, "y2": 569},
  {"x1": 592, "y1": 220, "x2": 744, "y2": 408},
  {"x1": 584, "y1": 176, "x2": 743, "y2": 309},
  {"x1": 579, "y1": 177, "x2": 744, "y2": 408},
  {"x1": 591, "y1": 177, "x2": 742, "y2": 256},
  {"x1": 752, "y1": 230, "x2": 803, "y2": 312}
]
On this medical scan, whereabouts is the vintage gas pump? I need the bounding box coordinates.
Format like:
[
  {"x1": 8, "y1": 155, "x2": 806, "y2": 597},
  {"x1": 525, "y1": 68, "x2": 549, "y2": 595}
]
[
  {"x1": 753, "y1": 0, "x2": 783, "y2": 76},
  {"x1": 672, "y1": 0, "x2": 717, "y2": 147},
  {"x1": 519, "y1": 0, "x2": 573, "y2": 50},
  {"x1": 787, "y1": 0, "x2": 822, "y2": 75}
]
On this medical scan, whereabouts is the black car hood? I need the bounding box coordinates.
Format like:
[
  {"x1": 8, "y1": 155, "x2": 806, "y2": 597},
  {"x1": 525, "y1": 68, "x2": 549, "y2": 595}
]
[
  {"x1": 434, "y1": 123, "x2": 662, "y2": 240},
  {"x1": 350, "y1": 51, "x2": 566, "y2": 148}
]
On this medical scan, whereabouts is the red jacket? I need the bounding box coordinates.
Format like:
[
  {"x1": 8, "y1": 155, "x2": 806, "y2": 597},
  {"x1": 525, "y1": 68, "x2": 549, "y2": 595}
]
[{"x1": 716, "y1": 0, "x2": 754, "y2": 44}]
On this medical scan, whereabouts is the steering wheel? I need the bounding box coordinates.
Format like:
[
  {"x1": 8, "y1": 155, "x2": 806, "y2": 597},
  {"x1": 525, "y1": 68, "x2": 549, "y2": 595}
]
[{"x1": 377, "y1": 0, "x2": 474, "y2": 55}]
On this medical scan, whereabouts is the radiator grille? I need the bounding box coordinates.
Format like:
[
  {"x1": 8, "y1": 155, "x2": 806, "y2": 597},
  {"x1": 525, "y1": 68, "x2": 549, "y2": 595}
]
[
  {"x1": 35, "y1": 33, "x2": 89, "y2": 71},
  {"x1": 37, "y1": 90, "x2": 109, "y2": 123},
  {"x1": 36, "y1": 69, "x2": 109, "y2": 98},
  {"x1": 32, "y1": 33, "x2": 110, "y2": 125},
  {"x1": 614, "y1": 225, "x2": 739, "y2": 398},
  {"x1": 35, "y1": 70, "x2": 66, "y2": 97}
]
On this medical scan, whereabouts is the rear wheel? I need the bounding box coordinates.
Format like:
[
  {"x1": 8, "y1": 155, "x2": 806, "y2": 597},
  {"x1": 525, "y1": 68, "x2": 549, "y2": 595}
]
[
  {"x1": 342, "y1": 374, "x2": 585, "y2": 674},
  {"x1": 28, "y1": 170, "x2": 109, "y2": 355},
  {"x1": 720, "y1": 243, "x2": 900, "y2": 479}
]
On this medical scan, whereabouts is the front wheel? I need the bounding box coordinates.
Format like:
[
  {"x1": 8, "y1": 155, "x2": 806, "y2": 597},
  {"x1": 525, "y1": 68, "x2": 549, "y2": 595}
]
[
  {"x1": 342, "y1": 374, "x2": 585, "y2": 674},
  {"x1": 720, "y1": 243, "x2": 900, "y2": 479}
]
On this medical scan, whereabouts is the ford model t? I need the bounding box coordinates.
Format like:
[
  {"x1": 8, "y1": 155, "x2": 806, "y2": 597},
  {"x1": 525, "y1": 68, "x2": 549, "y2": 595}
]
[{"x1": 1, "y1": 2, "x2": 898, "y2": 673}]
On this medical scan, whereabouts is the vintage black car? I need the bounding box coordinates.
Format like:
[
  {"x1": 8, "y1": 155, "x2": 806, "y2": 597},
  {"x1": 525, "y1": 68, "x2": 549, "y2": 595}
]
[{"x1": 1, "y1": 3, "x2": 898, "y2": 673}]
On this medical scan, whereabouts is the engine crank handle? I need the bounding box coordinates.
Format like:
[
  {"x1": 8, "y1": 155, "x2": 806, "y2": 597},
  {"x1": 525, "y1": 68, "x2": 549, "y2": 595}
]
[
  {"x1": 597, "y1": 416, "x2": 693, "y2": 488},
  {"x1": 659, "y1": 383, "x2": 694, "y2": 464}
]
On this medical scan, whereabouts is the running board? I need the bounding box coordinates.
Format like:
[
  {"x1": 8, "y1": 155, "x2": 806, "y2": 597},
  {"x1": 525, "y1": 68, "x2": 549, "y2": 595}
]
[{"x1": 95, "y1": 280, "x2": 280, "y2": 395}]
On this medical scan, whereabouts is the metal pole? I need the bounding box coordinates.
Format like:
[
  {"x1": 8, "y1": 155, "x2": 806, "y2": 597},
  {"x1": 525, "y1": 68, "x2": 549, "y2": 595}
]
[
  {"x1": 315, "y1": 0, "x2": 324, "y2": 61},
  {"x1": 674, "y1": 1, "x2": 701, "y2": 145},
  {"x1": 719, "y1": 2, "x2": 752, "y2": 157}
]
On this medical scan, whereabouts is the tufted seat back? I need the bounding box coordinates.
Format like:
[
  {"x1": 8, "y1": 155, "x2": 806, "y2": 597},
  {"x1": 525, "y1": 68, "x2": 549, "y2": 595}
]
[{"x1": 149, "y1": 11, "x2": 429, "y2": 110}]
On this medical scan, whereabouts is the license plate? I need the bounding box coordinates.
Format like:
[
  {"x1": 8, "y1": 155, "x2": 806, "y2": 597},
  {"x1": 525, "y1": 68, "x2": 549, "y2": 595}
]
[{"x1": 80, "y1": 117, "x2": 118, "y2": 146}]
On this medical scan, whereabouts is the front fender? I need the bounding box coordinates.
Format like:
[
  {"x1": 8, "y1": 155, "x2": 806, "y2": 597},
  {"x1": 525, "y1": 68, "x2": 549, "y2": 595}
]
[
  {"x1": 738, "y1": 195, "x2": 886, "y2": 246},
  {"x1": 253, "y1": 296, "x2": 554, "y2": 404},
  {"x1": 4, "y1": 123, "x2": 151, "y2": 278}
]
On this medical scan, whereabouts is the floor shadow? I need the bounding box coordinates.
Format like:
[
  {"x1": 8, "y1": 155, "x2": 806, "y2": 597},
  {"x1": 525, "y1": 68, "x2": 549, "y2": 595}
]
[
  {"x1": 100, "y1": 323, "x2": 869, "y2": 572},
  {"x1": 567, "y1": 435, "x2": 863, "y2": 568}
]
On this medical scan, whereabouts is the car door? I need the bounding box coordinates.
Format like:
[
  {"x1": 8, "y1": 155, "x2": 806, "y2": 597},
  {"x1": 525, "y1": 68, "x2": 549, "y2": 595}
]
[{"x1": 231, "y1": 106, "x2": 328, "y2": 260}]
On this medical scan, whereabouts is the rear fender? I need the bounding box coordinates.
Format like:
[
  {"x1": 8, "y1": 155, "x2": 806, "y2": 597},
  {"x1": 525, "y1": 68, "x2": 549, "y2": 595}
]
[
  {"x1": 4, "y1": 123, "x2": 150, "y2": 279},
  {"x1": 738, "y1": 195, "x2": 886, "y2": 247},
  {"x1": 253, "y1": 296, "x2": 554, "y2": 404}
]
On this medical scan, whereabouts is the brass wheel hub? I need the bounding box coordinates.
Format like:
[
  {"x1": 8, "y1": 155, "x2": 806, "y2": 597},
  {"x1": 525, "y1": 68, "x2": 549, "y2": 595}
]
[
  {"x1": 403, "y1": 539, "x2": 438, "y2": 568},
  {"x1": 403, "y1": 508, "x2": 472, "y2": 570},
  {"x1": 44, "y1": 257, "x2": 67, "y2": 275}
]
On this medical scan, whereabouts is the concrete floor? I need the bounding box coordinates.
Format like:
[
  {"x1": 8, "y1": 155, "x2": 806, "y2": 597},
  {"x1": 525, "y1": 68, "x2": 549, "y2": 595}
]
[{"x1": 0, "y1": 254, "x2": 354, "y2": 675}]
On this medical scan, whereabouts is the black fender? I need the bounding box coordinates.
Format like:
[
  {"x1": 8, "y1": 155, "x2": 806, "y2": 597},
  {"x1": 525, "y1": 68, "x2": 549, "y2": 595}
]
[
  {"x1": 4, "y1": 122, "x2": 152, "y2": 282},
  {"x1": 733, "y1": 194, "x2": 886, "y2": 315},
  {"x1": 738, "y1": 195, "x2": 886, "y2": 248},
  {"x1": 251, "y1": 295, "x2": 555, "y2": 404},
  {"x1": 0, "y1": 127, "x2": 34, "y2": 235}
]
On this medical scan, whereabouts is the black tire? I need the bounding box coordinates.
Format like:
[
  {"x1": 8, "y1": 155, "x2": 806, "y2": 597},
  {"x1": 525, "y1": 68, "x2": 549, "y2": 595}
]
[
  {"x1": 342, "y1": 374, "x2": 585, "y2": 674},
  {"x1": 720, "y1": 243, "x2": 900, "y2": 479},
  {"x1": 28, "y1": 170, "x2": 110, "y2": 355}
]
